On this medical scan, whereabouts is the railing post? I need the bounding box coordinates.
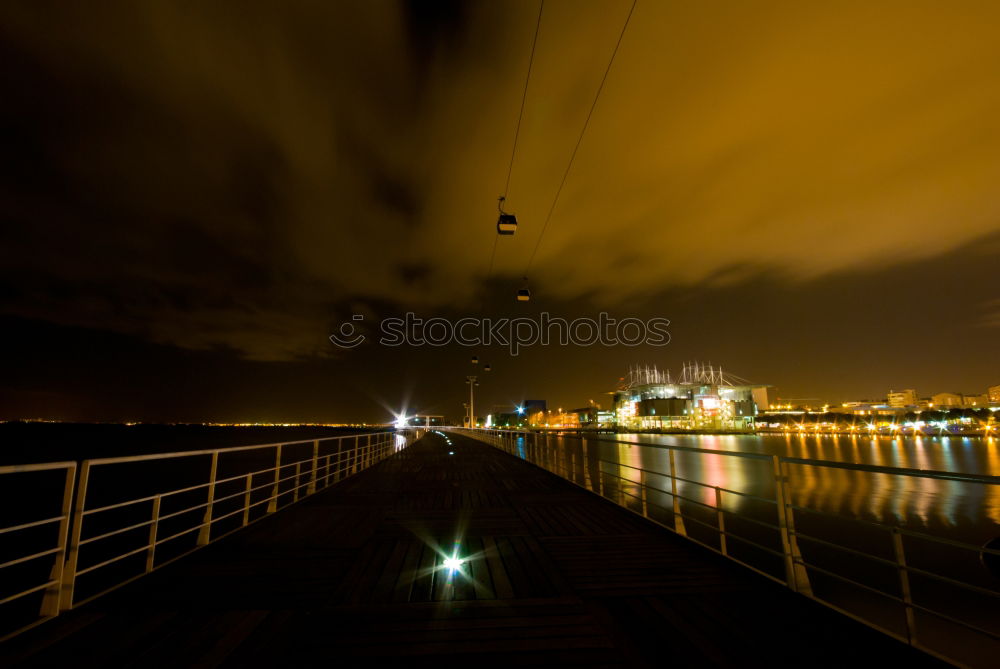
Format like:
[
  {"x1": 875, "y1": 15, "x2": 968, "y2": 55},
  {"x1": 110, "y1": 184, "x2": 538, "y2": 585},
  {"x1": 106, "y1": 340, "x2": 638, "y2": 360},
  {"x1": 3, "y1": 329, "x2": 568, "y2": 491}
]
[
  {"x1": 267, "y1": 444, "x2": 282, "y2": 513},
  {"x1": 198, "y1": 451, "x2": 219, "y2": 545},
  {"x1": 40, "y1": 464, "x2": 75, "y2": 617},
  {"x1": 353, "y1": 436, "x2": 360, "y2": 474},
  {"x1": 669, "y1": 450, "x2": 687, "y2": 536},
  {"x1": 242, "y1": 474, "x2": 252, "y2": 526},
  {"x1": 892, "y1": 527, "x2": 918, "y2": 645},
  {"x1": 324, "y1": 454, "x2": 332, "y2": 486},
  {"x1": 146, "y1": 495, "x2": 161, "y2": 572},
  {"x1": 61, "y1": 461, "x2": 90, "y2": 611},
  {"x1": 715, "y1": 487, "x2": 727, "y2": 556},
  {"x1": 308, "y1": 440, "x2": 319, "y2": 494},
  {"x1": 773, "y1": 457, "x2": 811, "y2": 595},
  {"x1": 366, "y1": 434, "x2": 372, "y2": 468}
]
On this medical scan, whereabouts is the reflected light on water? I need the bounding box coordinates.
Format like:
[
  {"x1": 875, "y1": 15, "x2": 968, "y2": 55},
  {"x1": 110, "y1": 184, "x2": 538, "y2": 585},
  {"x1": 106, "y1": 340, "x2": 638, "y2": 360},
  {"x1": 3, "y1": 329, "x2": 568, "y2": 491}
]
[{"x1": 579, "y1": 433, "x2": 1000, "y2": 544}]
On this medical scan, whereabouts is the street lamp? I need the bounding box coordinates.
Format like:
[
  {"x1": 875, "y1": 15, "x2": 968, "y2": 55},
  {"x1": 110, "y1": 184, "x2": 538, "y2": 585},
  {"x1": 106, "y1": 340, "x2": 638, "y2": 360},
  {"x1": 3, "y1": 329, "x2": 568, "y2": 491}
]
[{"x1": 466, "y1": 376, "x2": 478, "y2": 427}]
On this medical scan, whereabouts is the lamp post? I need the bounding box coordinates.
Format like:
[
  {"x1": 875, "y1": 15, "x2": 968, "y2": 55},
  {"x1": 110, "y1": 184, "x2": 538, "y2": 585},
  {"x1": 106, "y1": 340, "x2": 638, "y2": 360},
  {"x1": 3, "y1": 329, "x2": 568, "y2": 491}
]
[{"x1": 466, "y1": 376, "x2": 477, "y2": 427}]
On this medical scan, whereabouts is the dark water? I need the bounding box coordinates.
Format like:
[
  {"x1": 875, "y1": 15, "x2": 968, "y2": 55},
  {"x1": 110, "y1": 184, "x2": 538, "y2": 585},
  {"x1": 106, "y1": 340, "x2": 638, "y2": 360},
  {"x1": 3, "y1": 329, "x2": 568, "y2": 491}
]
[
  {"x1": 609, "y1": 432, "x2": 1000, "y2": 537},
  {"x1": 0, "y1": 422, "x2": 381, "y2": 465}
]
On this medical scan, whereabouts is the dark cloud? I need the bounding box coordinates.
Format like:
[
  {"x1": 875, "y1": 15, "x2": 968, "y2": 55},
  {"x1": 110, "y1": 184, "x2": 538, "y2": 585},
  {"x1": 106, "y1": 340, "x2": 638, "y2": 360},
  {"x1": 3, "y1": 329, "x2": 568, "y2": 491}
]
[{"x1": 1, "y1": 1, "x2": 998, "y2": 419}]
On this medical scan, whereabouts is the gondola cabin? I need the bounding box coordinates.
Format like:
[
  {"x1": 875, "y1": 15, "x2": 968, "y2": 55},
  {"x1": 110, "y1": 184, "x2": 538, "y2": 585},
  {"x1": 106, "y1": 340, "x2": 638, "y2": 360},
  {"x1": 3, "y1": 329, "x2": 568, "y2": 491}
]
[{"x1": 497, "y1": 213, "x2": 518, "y2": 235}]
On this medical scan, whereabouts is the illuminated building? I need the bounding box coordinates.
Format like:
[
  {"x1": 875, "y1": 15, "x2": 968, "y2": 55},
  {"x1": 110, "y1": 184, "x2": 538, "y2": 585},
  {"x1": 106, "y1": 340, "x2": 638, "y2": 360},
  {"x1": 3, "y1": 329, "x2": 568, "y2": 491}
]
[
  {"x1": 887, "y1": 389, "x2": 918, "y2": 408},
  {"x1": 611, "y1": 363, "x2": 765, "y2": 431},
  {"x1": 990, "y1": 385, "x2": 1000, "y2": 404}
]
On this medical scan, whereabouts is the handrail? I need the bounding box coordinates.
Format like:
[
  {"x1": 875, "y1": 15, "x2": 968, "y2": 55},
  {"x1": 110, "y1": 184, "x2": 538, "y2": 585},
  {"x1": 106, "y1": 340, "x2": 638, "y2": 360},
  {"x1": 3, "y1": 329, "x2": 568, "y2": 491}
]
[
  {"x1": 0, "y1": 428, "x2": 422, "y2": 643},
  {"x1": 76, "y1": 431, "x2": 392, "y2": 465},
  {"x1": 452, "y1": 426, "x2": 1000, "y2": 667},
  {"x1": 0, "y1": 461, "x2": 76, "y2": 642}
]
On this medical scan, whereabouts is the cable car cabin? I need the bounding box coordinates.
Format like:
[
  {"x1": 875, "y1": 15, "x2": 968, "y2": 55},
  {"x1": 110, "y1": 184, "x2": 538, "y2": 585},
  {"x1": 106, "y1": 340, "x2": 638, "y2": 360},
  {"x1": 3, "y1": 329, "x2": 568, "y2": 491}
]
[
  {"x1": 471, "y1": 355, "x2": 479, "y2": 364},
  {"x1": 484, "y1": 364, "x2": 492, "y2": 372},
  {"x1": 497, "y1": 214, "x2": 518, "y2": 235},
  {"x1": 516, "y1": 288, "x2": 531, "y2": 302}
]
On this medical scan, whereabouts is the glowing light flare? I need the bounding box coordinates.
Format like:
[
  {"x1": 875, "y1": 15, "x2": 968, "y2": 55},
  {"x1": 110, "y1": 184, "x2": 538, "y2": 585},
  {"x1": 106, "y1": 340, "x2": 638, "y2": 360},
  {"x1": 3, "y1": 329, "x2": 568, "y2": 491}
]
[{"x1": 443, "y1": 556, "x2": 465, "y2": 571}]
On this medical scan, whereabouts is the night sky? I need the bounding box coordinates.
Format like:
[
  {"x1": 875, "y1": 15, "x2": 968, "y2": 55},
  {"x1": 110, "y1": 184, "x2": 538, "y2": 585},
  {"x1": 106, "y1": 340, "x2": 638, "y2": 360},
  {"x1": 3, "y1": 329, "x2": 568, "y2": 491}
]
[{"x1": 1, "y1": 1, "x2": 998, "y2": 423}]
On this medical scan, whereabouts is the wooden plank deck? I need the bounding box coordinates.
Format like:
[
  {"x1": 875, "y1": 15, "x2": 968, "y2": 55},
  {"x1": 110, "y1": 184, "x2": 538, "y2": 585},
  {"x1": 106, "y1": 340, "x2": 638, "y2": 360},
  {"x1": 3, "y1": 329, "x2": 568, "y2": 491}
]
[{"x1": 1, "y1": 432, "x2": 944, "y2": 667}]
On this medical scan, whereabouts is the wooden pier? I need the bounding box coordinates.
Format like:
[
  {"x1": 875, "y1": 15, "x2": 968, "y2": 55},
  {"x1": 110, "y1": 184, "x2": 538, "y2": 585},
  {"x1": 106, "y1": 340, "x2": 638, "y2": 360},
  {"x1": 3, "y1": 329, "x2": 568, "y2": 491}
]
[{"x1": 0, "y1": 432, "x2": 943, "y2": 667}]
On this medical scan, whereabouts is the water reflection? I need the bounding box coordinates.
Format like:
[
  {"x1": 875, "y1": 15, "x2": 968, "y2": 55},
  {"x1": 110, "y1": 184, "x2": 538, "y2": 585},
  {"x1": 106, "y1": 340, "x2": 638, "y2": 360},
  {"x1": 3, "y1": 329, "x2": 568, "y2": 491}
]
[{"x1": 552, "y1": 433, "x2": 1000, "y2": 546}]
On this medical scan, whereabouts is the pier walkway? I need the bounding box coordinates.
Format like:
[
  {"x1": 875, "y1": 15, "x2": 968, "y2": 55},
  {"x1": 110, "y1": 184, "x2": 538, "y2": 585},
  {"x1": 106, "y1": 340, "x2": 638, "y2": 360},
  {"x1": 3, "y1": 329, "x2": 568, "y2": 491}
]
[{"x1": 1, "y1": 432, "x2": 942, "y2": 667}]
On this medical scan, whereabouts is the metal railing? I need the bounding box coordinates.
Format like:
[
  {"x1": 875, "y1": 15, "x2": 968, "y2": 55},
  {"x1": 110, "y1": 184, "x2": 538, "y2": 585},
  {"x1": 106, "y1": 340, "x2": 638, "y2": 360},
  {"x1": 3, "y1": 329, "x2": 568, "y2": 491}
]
[
  {"x1": 0, "y1": 429, "x2": 420, "y2": 641},
  {"x1": 0, "y1": 462, "x2": 76, "y2": 641},
  {"x1": 452, "y1": 427, "x2": 1000, "y2": 668}
]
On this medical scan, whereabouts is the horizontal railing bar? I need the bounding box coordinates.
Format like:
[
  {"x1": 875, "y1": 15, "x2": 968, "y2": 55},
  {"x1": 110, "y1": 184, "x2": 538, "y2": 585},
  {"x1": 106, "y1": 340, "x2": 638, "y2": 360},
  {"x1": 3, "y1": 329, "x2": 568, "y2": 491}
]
[
  {"x1": 582, "y1": 434, "x2": 775, "y2": 461},
  {"x1": 904, "y1": 564, "x2": 1000, "y2": 599},
  {"x1": 598, "y1": 469, "x2": 720, "y2": 513},
  {"x1": 898, "y1": 526, "x2": 1000, "y2": 556},
  {"x1": 795, "y1": 558, "x2": 903, "y2": 602},
  {"x1": 0, "y1": 580, "x2": 58, "y2": 607},
  {"x1": 598, "y1": 460, "x2": 778, "y2": 504},
  {"x1": 0, "y1": 546, "x2": 62, "y2": 571},
  {"x1": 0, "y1": 462, "x2": 76, "y2": 474},
  {"x1": 79, "y1": 519, "x2": 155, "y2": 546},
  {"x1": 721, "y1": 531, "x2": 786, "y2": 558},
  {"x1": 206, "y1": 506, "x2": 247, "y2": 525},
  {"x1": 156, "y1": 502, "x2": 210, "y2": 523},
  {"x1": 779, "y1": 457, "x2": 998, "y2": 485},
  {"x1": 75, "y1": 544, "x2": 150, "y2": 576},
  {"x1": 791, "y1": 531, "x2": 901, "y2": 568},
  {"x1": 153, "y1": 524, "x2": 205, "y2": 547},
  {"x1": 0, "y1": 514, "x2": 67, "y2": 535},
  {"x1": 788, "y1": 504, "x2": 997, "y2": 556},
  {"x1": 82, "y1": 495, "x2": 158, "y2": 516},
  {"x1": 153, "y1": 459, "x2": 306, "y2": 499},
  {"x1": 619, "y1": 480, "x2": 782, "y2": 532},
  {"x1": 716, "y1": 509, "x2": 781, "y2": 532},
  {"x1": 906, "y1": 600, "x2": 1000, "y2": 641}
]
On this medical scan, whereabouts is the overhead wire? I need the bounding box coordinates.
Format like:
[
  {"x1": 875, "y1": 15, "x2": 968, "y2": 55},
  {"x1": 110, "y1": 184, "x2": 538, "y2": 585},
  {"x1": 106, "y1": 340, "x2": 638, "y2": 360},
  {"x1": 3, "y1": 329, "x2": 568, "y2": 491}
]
[
  {"x1": 523, "y1": 0, "x2": 638, "y2": 275},
  {"x1": 486, "y1": 0, "x2": 545, "y2": 282}
]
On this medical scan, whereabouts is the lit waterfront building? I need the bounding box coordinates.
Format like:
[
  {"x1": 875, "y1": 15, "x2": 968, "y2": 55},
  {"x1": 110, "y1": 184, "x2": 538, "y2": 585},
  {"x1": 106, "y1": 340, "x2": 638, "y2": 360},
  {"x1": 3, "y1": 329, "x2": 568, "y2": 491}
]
[
  {"x1": 612, "y1": 362, "x2": 765, "y2": 431},
  {"x1": 990, "y1": 384, "x2": 1000, "y2": 404},
  {"x1": 931, "y1": 392, "x2": 963, "y2": 408},
  {"x1": 931, "y1": 391, "x2": 990, "y2": 409},
  {"x1": 887, "y1": 389, "x2": 918, "y2": 408}
]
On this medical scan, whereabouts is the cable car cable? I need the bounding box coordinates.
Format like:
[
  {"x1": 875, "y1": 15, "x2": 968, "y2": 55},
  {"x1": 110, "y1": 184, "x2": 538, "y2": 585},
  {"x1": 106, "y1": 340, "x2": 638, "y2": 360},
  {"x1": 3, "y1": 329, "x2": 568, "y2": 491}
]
[
  {"x1": 486, "y1": 0, "x2": 545, "y2": 282},
  {"x1": 523, "y1": 0, "x2": 638, "y2": 275},
  {"x1": 503, "y1": 0, "x2": 544, "y2": 202}
]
